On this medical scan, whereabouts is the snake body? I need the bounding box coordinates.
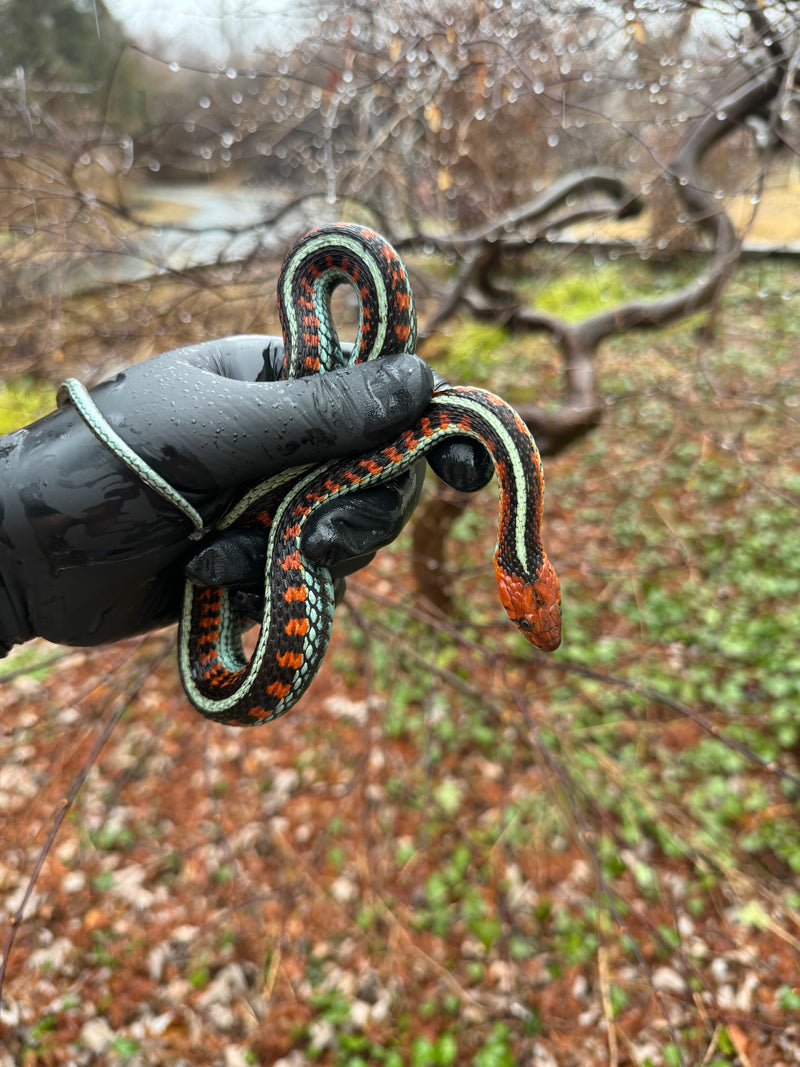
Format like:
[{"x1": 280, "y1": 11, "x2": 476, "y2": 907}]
[{"x1": 178, "y1": 224, "x2": 561, "y2": 726}]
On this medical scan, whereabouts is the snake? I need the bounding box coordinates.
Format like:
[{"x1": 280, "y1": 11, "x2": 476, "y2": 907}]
[{"x1": 177, "y1": 223, "x2": 561, "y2": 726}]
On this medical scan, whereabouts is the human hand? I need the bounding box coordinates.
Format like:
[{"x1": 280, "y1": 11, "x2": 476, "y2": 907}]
[
  {"x1": 0, "y1": 336, "x2": 453, "y2": 651},
  {"x1": 185, "y1": 343, "x2": 495, "y2": 619}
]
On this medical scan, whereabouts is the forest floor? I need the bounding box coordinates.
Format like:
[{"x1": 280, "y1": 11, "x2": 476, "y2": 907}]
[{"x1": 1, "y1": 250, "x2": 800, "y2": 1067}]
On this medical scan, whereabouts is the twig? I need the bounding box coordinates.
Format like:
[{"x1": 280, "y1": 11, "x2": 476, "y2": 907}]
[
  {"x1": 597, "y1": 944, "x2": 620, "y2": 1067},
  {"x1": 349, "y1": 583, "x2": 800, "y2": 793},
  {"x1": 0, "y1": 636, "x2": 171, "y2": 1009},
  {"x1": 269, "y1": 824, "x2": 483, "y2": 1013},
  {"x1": 0, "y1": 649, "x2": 73, "y2": 686}
]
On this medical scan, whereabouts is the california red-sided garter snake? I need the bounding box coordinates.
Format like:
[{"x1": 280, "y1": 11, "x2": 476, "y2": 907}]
[{"x1": 175, "y1": 223, "x2": 561, "y2": 725}]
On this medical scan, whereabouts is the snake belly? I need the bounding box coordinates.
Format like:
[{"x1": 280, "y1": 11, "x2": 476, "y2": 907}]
[{"x1": 178, "y1": 223, "x2": 561, "y2": 726}]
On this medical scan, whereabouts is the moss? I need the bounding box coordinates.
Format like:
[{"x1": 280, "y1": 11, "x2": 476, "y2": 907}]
[{"x1": 0, "y1": 378, "x2": 54, "y2": 435}]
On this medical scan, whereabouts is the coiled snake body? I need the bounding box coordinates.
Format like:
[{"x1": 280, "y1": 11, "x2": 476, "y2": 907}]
[{"x1": 178, "y1": 224, "x2": 561, "y2": 726}]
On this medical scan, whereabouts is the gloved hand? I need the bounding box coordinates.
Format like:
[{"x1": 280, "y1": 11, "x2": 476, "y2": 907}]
[{"x1": 0, "y1": 335, "x2": 492, "y2": 655}]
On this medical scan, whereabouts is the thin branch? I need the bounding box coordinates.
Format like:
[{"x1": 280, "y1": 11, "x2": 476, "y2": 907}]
[{"x1": 0, "y1": 636, "x2": 172, "y2": 1009}]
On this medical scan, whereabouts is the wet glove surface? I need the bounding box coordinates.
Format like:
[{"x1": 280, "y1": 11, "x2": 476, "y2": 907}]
[{"x1": 0, "y1": 336, "x2": 491, "y2": 652}]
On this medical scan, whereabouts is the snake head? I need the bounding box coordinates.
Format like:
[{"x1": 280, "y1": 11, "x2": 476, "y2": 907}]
[{"x1": 496, "y1": 554, "x2": 562, "y2": 652}]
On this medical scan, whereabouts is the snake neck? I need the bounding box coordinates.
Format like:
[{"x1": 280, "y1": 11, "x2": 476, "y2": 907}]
[
  {"x1": 428, "y1": 388, "x2": 561, "y2": 651},
  {"x1": 431, "y1": 388, "x2": 546, "y2": 574}
]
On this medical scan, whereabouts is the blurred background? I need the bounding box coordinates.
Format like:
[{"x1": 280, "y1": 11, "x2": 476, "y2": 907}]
[{"x1": 1, "y1": 2, "x2": 800, "y2": 1065}]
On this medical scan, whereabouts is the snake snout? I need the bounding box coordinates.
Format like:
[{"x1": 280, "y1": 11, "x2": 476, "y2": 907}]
[
  {"x1": 529, "y1": 607, "x2": 562, "y2": 652},
  {"x1": 496, "y1": 555, "x2": 562, "y2": 653}
]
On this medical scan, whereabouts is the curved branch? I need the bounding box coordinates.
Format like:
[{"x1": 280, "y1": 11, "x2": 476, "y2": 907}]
[
  {"x1": 416, "y1": 168, "x2": 643, "y2": 345},
  {"x1": 412, "y1": 40, "x2": 791, "y2": 479},
  {"x1": 396, "y1": 166, "x2": 642, "y2": 256},
  {"x1": 574, "y1": 57, "x2": 787, "y2": 354},
  {"x1": 443, "y1": 60, "x2": 787, "y2": 357}
]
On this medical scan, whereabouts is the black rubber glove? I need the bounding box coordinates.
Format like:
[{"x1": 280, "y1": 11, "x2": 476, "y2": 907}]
[
  {"x1": 0, "y1": 336, "x2": 492, "y2": 655},
  {"x1": 186, "y1": 342, "x2": 495, "y2": 609}
]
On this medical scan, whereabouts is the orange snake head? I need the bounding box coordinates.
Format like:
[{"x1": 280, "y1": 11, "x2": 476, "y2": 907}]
[{"x1": 496, "y1": 554, "x2": 562, "y2": 652}]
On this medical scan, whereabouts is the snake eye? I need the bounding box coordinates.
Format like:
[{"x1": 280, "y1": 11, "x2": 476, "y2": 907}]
[{"x1": 517, "y1": 617, "x2": 533, "y2": 633}]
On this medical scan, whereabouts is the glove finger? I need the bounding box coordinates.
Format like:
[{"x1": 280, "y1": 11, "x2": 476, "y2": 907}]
[
  {"x1": 197, "y1": 334, "x2": 282, "y2": 383},
  {"x1": 426, "y1": 437, "x2": 495, "y2": 493},
  {"x1": 229, "y1": 589, "x2": 264, "y2": 624},
  {"x1": 254, "y1": 339, "x2": 356, "y2": 384},
  {"x1": 428, "y1": 370, "x2": 495, "y2": 492},
  {"x1": 212, "y1": 347, "x2": 435, "y2": 467},
  {"x1": 91, "y1": 349, "x2": 434, "y2": 499},
  {"x1": 184, "y1": 529, "x2": 381, "y2": 590},
  {"x1": 185, "y1": 460, "x2": 425, "y2": 588},
  {"x1": 185, "y1": 528, "x2": 266, "y2": 588},
  {"x1": 200, "y1": 344, "x2": 492, "y2": 502},
  {"x1": 302, "y1": 460, "x2": 426, "y2": 570}
]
